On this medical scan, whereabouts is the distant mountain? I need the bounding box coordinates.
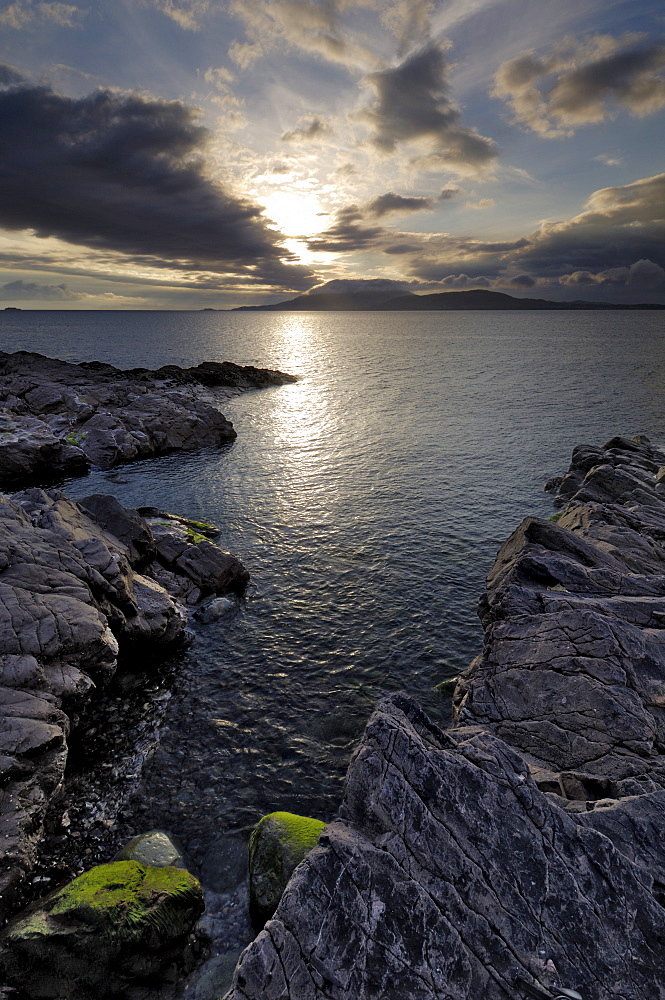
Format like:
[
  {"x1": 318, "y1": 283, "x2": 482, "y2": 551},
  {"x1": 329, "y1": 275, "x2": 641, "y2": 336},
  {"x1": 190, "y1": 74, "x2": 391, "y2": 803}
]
[
  {"x1": 234, "y1": 278, "x2": 416, "y2": 311},
  {"x1": 233, "y1": 282, "x2": 664, "y2": 312},
  {"x1": 377, "y1": 289, "x2": 663, "y2": 310}
]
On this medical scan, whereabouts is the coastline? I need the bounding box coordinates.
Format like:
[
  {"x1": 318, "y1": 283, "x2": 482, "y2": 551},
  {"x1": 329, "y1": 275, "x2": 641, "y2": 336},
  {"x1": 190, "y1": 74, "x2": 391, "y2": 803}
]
[{"x1": 1, "y1": 352, "x2": 664, "y2": 998}]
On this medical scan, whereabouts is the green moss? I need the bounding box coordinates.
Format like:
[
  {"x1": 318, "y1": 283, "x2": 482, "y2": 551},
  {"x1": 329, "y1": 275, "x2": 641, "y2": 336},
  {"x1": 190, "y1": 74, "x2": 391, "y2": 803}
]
[
  {"x1": 548, "y1": 512, "x2": 563, "y2": 522},
  {"x1": 64, "y1": 429, "x2": 87, "y2": 447},
  {"x1": 435, "y1": 676, "x2": 459, "y2": 696},
  {"x1": 249, "y1": 812, "x2": 325, "y2": 929},
  {"x1": 8, "y1": 862, "x2": 201, "y2": 944},
  {"x1": 184, "y1": 519, "x2": 218, "y2": 534},
  {"x1": 185, "y1": 527, "x2": 208, "y2": 544}
]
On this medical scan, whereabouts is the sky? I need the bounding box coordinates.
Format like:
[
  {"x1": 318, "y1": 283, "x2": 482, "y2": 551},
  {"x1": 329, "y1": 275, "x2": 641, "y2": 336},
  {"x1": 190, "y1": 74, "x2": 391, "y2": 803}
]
[{"x1": 0, "y1": 0, "x2": 664, "y2": 308}]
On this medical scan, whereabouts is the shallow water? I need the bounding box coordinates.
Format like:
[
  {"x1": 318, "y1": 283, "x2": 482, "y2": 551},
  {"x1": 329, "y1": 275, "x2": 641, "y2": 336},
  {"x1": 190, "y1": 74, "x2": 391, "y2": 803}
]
[{"x1": 3, "y1": 308, "x2": 664, "y2": 994}]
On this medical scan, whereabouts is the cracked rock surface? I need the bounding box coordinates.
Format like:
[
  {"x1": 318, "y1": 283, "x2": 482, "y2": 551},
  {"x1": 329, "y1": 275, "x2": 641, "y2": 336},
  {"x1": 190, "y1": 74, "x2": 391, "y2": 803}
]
[
  {"x1": 0, "y1": 351, "x2": 295, "y2": 488},
  {"x1": 224, "y1": 434, "x2": 665, "y2": 1000},
  {"x1": 0, "y1": 489, "x2": 248, "y2": 920}
]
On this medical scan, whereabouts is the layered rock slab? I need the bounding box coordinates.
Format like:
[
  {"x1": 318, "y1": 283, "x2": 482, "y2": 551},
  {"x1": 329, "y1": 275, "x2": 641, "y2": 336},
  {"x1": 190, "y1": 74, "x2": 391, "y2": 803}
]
[
  {"x1": 225, "y1": 695, "x2": 664, "y2": 1000},
  {"x1": 225, "y1": 435, "x2": 665, "y2": 1000}
]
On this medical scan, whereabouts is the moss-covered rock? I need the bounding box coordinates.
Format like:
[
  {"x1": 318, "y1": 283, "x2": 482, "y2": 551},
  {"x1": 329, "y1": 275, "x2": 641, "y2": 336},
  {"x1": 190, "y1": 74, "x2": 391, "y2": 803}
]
[
  {"x1": 249, "y1": 811, "x2": 325, "y2": 930},
  {"x1": 0, "y1": 860, "x2": 204, "y2": 999}
]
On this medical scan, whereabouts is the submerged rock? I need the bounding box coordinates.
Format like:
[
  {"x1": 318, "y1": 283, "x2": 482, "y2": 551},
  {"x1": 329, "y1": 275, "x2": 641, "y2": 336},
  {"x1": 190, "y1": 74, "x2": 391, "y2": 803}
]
[
  {"x1": 0, "y1": 860, "x2": 204, "y2": 999},
  {"x1": 248, "y1": 812, "x2": 325, "y2": 930},
  {"x1": 115, "y1": 830, "x2": 189, "y2": 870}
]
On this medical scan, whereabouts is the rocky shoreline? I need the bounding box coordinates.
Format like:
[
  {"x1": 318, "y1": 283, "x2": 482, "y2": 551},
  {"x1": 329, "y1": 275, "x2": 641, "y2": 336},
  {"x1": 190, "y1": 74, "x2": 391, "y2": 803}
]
[
  {"x1": 2, "y1": 351, "x2": 665, "y2": 1000},
  {"x1": 224, "y1": 434, "x2": 665, "y2": 1000},
  {"x1": 0, "y1": 351, "x2": 298, "y2": 996},
  {"x1": 0, "y1": 351, "x2": 296, "y2": 488}
]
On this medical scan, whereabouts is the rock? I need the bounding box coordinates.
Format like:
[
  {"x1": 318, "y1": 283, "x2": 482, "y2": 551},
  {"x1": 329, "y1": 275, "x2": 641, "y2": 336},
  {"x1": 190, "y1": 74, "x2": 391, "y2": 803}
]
[
  {"x1": 115, "y1": 830, "x2": 188, "y2": 870},
  {"x1": 78, "y1": 494, "x2": 156, "y2": 568},
  {"x1": 194, "y1": 597, "x2": 235, "y2": 622},
  {"x1": 149, "y1": 521, "x2": 249, "y2": 604},
  {"x1": 224, "y1": 434, "x2": 665, "y2": 999},
  {"x1": 226, "y1": 695, "x2": 664, "y2": 1000},
  {"x1": 138, "y1": 506, "x2": 221, "y2": 537},
  {"x1": 0, "y1": 350, "x2": 296, "y2": 487},
  {"x1": 0, "y1": 860, "x2": 204, "y2": 999},
  {"x1": 248, "y1": 812, "x2": 326, "y2": 930},
  {"x1": 0, "y1": 488, "x2": 247, "y2": 917}
]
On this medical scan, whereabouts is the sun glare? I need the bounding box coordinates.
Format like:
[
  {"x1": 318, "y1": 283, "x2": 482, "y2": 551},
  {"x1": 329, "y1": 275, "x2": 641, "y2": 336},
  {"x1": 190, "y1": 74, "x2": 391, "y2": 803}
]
[{"x1": 263, "y1": 192, "x2": 324, "y2": 238}]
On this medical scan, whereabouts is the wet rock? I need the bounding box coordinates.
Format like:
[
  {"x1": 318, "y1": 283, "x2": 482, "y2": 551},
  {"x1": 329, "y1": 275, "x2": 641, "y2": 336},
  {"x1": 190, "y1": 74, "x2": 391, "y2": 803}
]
[
  {"x1": 226, "y1": 695, "x2": 664, "y2": 1000},
  {"x1": 0, "y1": 488, "x2": 247, "y2": 917},
  {"x1": 225, "y1": 435, "x2": 665, "y2": 999},
  {"x1": 149, "y1": 522, "x2": 249, "y2": 604},
  {"x1": 0, "y1": 860, "x2": 204, "y2": 999},
  {"x1": 248, "y1": 812, "x2": 325, "y2": 930},
  {"x1": 115, "y1": 830, "x2": 188, "y2": 869},
  {"x1": 0, "y1": 350, "x2": 297, "y2": 488},
  {"x1": 78, "y1": 494, "x2": 156, "y2": 568}
]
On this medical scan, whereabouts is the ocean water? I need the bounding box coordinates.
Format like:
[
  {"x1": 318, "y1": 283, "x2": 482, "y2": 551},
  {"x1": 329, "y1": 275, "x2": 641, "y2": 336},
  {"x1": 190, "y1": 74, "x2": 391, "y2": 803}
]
[{"x1": 2, "y1": 308, "x2": 664, "y2": 994}]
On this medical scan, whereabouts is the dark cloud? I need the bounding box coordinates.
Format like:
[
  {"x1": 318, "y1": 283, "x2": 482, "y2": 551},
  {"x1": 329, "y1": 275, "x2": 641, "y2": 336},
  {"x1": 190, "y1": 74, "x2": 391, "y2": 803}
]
[
  {"x1": 281, "y1": 117, "x2": 334, "y2": 142},
  {"x1": 0, "y1": 278, "x2": 80, "y2": 300},
  {"x1": 0, "y1": 69, "x2": 313, "y2": 288},
  {"x1": 0, "y1": 64, "x2": 25, "y2": 85},
  {"x1": 365, "y1": 187, "x2": 457, "y2": 217},
  {"x1": 519, "y1": 173, "x2": 665, "y2": 276},
  {"x1": 508, "y1": 273, "x2": 536, "y2": 287},
  {"x1": 358, "y1": 42, "x2": 497, "y2": 173},
  {"x1": 493, "y1": 35, "x2": 665, "y2": 137}
]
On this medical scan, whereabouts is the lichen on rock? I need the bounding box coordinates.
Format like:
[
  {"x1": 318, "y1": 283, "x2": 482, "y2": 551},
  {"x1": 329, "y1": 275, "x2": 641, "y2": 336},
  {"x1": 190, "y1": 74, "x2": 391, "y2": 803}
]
[
  {"x1": 249, "y1": 811, "x2": 325, "y2": 929},
  {"x1": 0, "y1": 860, "x2": 204, "y2": 999}
]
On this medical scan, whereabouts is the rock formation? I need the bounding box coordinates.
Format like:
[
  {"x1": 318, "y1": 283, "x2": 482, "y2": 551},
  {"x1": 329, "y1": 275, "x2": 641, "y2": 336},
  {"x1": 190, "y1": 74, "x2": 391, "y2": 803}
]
[
  {"x1": 0, "y1": 351, "x2": 296, "y2": 488},
  {"x1": 0, "y1": 860, "x2": 204, "y2": 999},
  {"x1": 0, "y1": 489, "x2": 248, "y2": 920},
  {"x1": 224, "y1": 434, "x2": 665, "y2": 1000}
]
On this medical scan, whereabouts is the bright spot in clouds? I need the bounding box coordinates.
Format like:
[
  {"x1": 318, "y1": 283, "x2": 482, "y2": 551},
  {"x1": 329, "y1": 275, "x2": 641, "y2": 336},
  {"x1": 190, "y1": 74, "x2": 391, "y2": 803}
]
[{"x1": 263, "y1": 191, "x2": 325, "y2": 238}]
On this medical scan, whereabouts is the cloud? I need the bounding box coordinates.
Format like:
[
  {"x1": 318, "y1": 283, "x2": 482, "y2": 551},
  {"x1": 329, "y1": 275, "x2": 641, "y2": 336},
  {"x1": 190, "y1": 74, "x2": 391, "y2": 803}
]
[
  {"x1": 305, "y1": 186, "x2": 458, "y2": 251},
  {"x1": 493, "y1": 34, "x2": 665, "y2": 137},
  {"x1": 559, "y1": 259, "x2": 665, "y2": 290},
  {"x1": 145, "y1": 0, "x2": 210, "y2": 31},
  {"x1": 228, "y1": 0, "x2": 379, "y2": 72},
  {"x1": 466, "y1": 197, "x2": 494, "y2": 209},
  {"x1": 0, "y1": 1, "x2": 82, "y2": 29},
  {"x1": 365, "y1": 191, "x2": 439, "y2": 217},
  {"x1": 357, "y1": 42, "x2": 497, "y2": 173},
  {"x1": 0, "y1": 278, "x2": 80, "y2": 300},
  {"x1": 0, "y1": 70, "x2": 313, "y2": 289},
  {"x1": 281, "y1": 117, "x2": 334, "y2": 142},
  {"x1": 521, "y1": 173, "x2": 665, "y2": 275}
]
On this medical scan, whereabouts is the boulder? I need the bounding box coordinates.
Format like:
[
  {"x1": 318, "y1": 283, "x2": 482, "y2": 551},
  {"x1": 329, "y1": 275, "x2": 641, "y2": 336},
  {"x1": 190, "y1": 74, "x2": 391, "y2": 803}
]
[
  {"x1": 0, "y1": 860, "x2": 204, "y2": 999},
  {"x1": 115, "y1": 830, "x2": 188, "y2": 870},
  {"x1": 248, "y1": 812, "x2": 325, "y2": 930}
]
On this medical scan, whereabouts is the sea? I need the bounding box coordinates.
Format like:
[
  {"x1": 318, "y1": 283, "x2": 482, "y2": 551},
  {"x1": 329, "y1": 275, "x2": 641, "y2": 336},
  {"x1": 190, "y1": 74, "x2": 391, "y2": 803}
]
[{"x1": 2, "y1": 308, "x2": 664, "y2": 995}]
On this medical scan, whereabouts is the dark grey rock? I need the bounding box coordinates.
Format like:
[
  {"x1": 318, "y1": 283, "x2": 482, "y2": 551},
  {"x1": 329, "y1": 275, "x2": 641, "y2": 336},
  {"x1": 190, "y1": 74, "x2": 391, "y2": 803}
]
[
  {"x1": 0, "y1": 488, "x2": 247, "y2": 918},
  {"x1": 225, "y1": 695, "x2": 665, "y2": 1000},
  {"x1": 224, "y1": 434, "x2": 665, "y2": 999}
]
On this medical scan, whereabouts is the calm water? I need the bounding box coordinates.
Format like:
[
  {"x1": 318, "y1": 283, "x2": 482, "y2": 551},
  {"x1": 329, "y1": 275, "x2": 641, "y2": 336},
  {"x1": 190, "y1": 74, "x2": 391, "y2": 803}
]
[{"x1": 2, "y1": 309, "x2": 664, "y2": 994}]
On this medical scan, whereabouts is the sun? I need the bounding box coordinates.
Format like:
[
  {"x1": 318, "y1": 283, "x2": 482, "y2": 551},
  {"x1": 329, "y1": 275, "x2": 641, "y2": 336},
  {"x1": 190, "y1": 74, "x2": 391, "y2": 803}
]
[{"x1": 262, "y1": 192, "x2": 324, "y2": 238}]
